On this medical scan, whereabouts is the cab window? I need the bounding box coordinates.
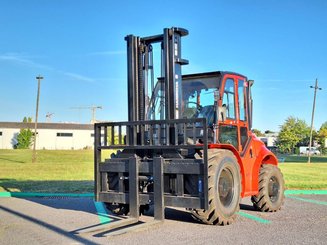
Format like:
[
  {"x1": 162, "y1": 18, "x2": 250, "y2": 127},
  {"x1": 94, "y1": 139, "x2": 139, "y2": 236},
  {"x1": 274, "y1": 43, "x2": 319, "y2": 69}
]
[
  {"x1": 219, "y1": 125, "x2": 238, "y2": 148},
  {"x1": 182, "y1": 78, "x2": 218, "y2": 126},
  {"x1": 238, "y1": 79, "x2": 246, "y2": 121},
  {"x1": 222, "y1": 78, "x2": 235, "y2": 119}
]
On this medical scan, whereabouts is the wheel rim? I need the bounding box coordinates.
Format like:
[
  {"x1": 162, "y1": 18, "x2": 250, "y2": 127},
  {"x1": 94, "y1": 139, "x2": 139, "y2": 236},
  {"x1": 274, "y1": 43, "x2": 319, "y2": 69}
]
[
  {"x1": 268, "y1": 176, "x2": 280, "y2": 203},
  {"x1": 218, "y1": 168, "x2": 234, "y2": 207}
]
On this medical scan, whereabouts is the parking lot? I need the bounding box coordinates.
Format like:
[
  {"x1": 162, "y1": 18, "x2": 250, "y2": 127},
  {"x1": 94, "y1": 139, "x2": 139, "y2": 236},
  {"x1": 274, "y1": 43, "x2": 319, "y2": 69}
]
[{"x1": 0, "y1": 191, "x2": 326, "y2": 244}]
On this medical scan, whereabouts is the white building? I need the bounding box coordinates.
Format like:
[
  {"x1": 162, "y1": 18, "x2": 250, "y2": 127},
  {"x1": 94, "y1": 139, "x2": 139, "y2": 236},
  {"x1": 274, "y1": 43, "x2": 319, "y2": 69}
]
[
  {"x1": 258, "y1": 133, "x2": 278, "y2": 147},
  {"x1": 0, "y1": 122, "x2": 94, "y2": 150}
]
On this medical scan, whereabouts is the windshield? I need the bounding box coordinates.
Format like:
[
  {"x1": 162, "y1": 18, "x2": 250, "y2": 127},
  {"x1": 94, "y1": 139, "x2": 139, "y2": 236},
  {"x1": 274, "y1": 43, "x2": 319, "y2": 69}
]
[
  {"x1": 146, "y1": 74, "x2": 220, "y2": 124},
  {"x1": 182, "y1": 76, "x2": 219, "y2": 125}
]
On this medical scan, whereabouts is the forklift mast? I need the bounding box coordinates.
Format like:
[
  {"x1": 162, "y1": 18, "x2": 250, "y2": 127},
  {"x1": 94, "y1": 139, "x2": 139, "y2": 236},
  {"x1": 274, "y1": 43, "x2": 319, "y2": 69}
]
[{"x1": 125, "y1": 27, "x2": 189, "y2": 123}]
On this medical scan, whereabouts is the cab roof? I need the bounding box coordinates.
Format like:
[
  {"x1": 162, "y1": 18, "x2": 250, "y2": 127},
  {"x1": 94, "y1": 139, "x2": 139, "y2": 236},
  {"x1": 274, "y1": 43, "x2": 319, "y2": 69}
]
[{"x1": 182, "y1": 71, "x2": 247, "y2": 80}]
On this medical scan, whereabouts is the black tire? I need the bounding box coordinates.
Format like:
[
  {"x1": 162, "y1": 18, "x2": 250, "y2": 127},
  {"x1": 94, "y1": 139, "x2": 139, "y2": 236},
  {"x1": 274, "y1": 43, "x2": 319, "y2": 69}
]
[
  {"x1": 251, "y1": 164, "x2": 285, "y2": 212},
  {"x1": 105, "y1": 203, "x2": 129, "y2": 215},
  {"x1": 192, "y1": 149, "x2": 241, "y2": 225},
  {"x1": 105, "y1": 202, "x2": 151, "y2": 216},
  {"x1": 104, "y1": 171, "x2": 151, "y2": 216}
]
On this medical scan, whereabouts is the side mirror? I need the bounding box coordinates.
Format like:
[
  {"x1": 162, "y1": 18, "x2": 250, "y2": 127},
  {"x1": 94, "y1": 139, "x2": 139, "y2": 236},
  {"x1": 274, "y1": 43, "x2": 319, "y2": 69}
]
[
  {"x1": 247, "y1": 79, "x2": 254, "y2": 129},
  {"x1": 213, "y1": 90, "x2": 220, "y2": 124}
]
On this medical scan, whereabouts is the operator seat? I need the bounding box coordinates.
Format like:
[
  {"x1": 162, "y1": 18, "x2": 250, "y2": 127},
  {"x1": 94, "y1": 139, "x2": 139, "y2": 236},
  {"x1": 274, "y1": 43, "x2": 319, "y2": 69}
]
[{"x1": 198, "y1": 105, "x2": 214, "y2": 126}]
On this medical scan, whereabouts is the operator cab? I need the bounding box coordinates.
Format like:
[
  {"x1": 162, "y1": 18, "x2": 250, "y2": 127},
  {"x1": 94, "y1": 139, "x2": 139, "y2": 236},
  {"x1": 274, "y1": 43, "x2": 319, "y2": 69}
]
[
  {"x1": 147, "y1": 72, "x2": 221, "y2": 124},
  {"x1": 146, "y1": 71, "x2": 253, "y2": 153}
]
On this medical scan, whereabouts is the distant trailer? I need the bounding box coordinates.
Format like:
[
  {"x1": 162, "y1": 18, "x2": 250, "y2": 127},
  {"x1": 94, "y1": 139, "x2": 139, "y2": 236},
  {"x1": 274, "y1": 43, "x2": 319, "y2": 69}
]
[{"x1": 299, "y1": 146, "x2": 320, "y2": 155}]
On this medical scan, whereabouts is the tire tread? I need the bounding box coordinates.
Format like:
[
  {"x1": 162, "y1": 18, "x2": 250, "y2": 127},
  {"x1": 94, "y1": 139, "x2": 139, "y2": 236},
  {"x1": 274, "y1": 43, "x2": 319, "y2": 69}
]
[
  {"x1": 251, "y1": 164, "x2": 285, "y2": 212},
  {"x1": 191, "y1": 149, "x2": 241, "y2": 225}
]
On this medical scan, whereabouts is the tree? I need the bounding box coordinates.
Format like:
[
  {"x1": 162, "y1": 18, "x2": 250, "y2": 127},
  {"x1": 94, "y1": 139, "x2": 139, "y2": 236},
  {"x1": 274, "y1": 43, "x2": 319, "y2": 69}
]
[
  {"x1": 320, "y1": 121, "x2": 327, "y2": 129},
  {"x1": 16, "y1": 128, "x2": 33, "y2": 149},
  {"x1": 23, "y1": 117, "x2": 32, "y2": 123},
  {"x1": 275, "y1": 117, "x2": 310, "y2": 153},
  {"x1": 252, "y1": 129, "x2": 264, "y2": 137},
  {"x1": 318, "y1": 121, "x2": 327, "y2": 154},
  {"x1": 107, "y1": 127, "x2": 121, "y2": 145},
  {"x1": 16, "y1": 117, "x2": 33, "y2": 149}
]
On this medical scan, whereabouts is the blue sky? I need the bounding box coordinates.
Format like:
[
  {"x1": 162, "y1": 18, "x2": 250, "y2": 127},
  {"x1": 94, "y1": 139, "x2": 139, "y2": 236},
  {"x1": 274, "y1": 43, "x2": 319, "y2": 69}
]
[{"x1": 0, "y1": 0, "x2": 326, "y2": 132}]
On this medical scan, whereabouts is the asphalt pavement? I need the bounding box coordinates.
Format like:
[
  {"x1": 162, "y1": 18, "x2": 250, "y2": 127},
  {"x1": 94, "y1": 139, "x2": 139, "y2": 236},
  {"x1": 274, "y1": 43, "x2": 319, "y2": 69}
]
[{"x1": 0, "y1": 192, "x2": 326, "y2": 245}]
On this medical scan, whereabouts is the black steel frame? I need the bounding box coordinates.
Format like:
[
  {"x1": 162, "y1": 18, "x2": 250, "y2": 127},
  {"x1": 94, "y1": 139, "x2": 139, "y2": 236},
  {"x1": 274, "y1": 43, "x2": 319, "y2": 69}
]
[
  {"x1": 94, "y1": 118, "x2": 209, "y2": 221},
  {"x1": 93, "y1": 27, "x2": 208, "y2": 231},
  {"x1": 125, "y1": 27, "x2": 188, "y2": 124}
]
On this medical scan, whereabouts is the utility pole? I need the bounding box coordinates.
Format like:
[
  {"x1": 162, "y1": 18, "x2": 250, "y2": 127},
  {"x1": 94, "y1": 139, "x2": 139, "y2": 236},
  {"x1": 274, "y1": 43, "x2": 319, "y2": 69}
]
[
  {"x1": 32, "y1": 75, "x2": 43, "y2": 163},
  {"x1": 308, "y1": 78, "x2": 322, "y2": 164}
]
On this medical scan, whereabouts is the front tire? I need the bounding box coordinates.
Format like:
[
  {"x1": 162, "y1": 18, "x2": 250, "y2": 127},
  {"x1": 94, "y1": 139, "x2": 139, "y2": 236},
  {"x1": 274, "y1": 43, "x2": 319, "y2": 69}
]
[
  {"x1": 105, "y1": 203, "x2": 129, "y2": 215},
  {"x1": 251, "y1": 164, "x2": 285, "y2": 212},
  {"x1": 192, "y1": 149, "x2": 241, "y2": 225}
]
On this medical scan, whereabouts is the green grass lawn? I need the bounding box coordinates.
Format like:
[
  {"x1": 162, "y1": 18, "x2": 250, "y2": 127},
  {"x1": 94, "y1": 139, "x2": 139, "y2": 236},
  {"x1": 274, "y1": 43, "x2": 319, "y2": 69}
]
[
  {"x1": 279, "y1": 163, "x2": 327, "y2": 189},
  {"x1": 0, "y1": 150, "x2": 326, "y2": 193},
  {"x1": 277, "y1": 154, "x2": 327, "y2": 189},
  {"x1": 0, "y1": 149, "x2": 112, "y2": 193}
]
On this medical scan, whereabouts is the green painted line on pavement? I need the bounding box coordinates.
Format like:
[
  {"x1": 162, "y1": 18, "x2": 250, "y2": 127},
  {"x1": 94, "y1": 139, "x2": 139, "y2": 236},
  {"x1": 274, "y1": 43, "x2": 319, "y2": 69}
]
[
  {"x1": 287, "y1": 196, "x2": 327, "y2": 206},
  {"x1": 94, "y1": 201, "x2": 112, "y2": 224},
  {"x1": 285, "y1": 190, "x2": 327, "y2": 195},
  {"x1": 0, "y1": 192, "x2": 94, "y2": 198},
  {"x1": 0, "y1": 192, "x2": 11, "y2": 197},
  {"x1": 1, "y1": 189, "x2": 326, "y2": 198},
  {"x1": 237, "y1": 211, "x2": 271, "y2": 224}
]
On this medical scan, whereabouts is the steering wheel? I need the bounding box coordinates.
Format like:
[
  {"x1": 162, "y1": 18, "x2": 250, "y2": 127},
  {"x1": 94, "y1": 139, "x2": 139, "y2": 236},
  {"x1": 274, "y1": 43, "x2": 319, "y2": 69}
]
[{"x1": 185, "y1": 101, "x2": 202, "y2": 112}]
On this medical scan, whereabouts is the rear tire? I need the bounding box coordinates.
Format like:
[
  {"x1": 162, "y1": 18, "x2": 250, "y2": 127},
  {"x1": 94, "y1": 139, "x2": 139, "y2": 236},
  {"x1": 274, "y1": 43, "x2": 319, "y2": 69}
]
[
  {"x1": 191, "y1": 149, "x2": 241, "y2": 225},
  {"x1": 251, "y1": 164, "x2": 285, "y2": 212}
]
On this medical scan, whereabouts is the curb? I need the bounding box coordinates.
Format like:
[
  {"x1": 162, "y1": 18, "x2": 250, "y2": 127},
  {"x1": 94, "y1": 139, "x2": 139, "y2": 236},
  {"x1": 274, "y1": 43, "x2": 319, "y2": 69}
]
[
  {"x1": 285, "y1": 190, "x2": 327, "y2": 195},
  {"x1": 1, "y1": 189, "x2": 326, "y2": 198}
]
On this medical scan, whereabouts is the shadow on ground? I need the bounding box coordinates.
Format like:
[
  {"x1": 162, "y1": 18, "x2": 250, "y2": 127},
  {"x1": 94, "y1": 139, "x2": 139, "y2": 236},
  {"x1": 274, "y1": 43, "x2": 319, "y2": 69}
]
[
  {"x1": 0, "y1": 179, "x2": 93, "y2": 193},
  {"x1": 0, "y1": 204, "x2": 99, "y2": 245},
  {"x1": 0, "y1": 157, "x2": 25, "y2": 163}
]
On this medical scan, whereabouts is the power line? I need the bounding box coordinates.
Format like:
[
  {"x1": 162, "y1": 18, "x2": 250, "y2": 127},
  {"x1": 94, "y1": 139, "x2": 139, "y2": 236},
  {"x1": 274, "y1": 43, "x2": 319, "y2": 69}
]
[{"x1": 70, "y1": 105, "x2": 102, "y2": 123}]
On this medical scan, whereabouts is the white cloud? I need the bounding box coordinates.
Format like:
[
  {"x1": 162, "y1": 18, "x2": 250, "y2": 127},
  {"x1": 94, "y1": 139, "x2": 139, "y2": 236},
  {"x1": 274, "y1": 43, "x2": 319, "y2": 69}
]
[
  {"x1": 0, "y1": 53, "x2": 52, "y2": 70},
  {"x1": 0, "y1": 52, "x2": 95, "y2": 83},
  {"x1": 63, "y1": 72, "x2": 95, "y2": 83},
  {"x1": 256, "y1": 79, "x2": 315, "y2": 83},
  {"x1": 88, "y1": 50, "x2": 126, "y2": 56}
]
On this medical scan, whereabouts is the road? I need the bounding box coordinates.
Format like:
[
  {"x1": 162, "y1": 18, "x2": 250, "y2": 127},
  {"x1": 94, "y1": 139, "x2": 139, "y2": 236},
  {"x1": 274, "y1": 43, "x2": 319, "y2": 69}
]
[{"x1": 0, "y1": 192, "x2": 326, "y2": 244}]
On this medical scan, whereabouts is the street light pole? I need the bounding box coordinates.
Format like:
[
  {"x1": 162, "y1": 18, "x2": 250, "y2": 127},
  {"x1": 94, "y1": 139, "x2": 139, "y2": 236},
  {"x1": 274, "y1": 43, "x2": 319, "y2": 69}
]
[
  {"x1": 308, "y1": 78, "x2": 322, "y2": 164},
  {"x1": 32, "y1": 75, "x2": 43, "y2": 163}
]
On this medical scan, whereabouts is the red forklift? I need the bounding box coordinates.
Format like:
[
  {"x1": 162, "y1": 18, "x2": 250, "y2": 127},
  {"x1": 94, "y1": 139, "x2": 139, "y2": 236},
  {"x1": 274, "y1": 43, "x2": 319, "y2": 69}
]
[{"x1": 94, "y1": 27, "x2": 284, "y2": 228}]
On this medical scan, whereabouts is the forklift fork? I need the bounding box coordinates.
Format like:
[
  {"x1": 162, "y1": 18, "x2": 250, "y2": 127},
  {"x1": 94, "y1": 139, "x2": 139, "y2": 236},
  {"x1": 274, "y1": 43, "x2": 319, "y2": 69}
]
[{"x1": 80, "y1": 156, "x2": 165, "y2": 236}]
